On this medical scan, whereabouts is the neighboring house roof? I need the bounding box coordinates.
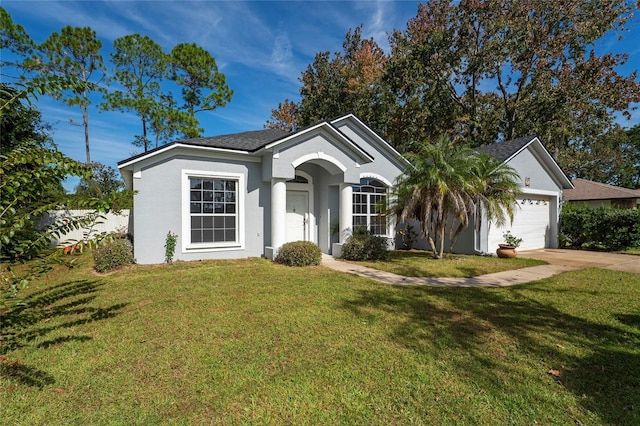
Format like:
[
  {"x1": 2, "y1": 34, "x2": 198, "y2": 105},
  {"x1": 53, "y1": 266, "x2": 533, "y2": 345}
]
[
  {"x1": 476, "y1": 136, "x2": 574, "y2": 189},
  {"x1": 563, "y1": 178, "x2": 640, "y2": 201}
]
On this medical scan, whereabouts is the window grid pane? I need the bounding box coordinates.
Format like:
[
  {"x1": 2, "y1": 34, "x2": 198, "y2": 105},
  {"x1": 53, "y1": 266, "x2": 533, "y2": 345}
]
[
  {"x1": 190, "y1": 177, "x2": 238, "y2": 244},
  {"x1": 352, "y1": 178, "x2": 387, "y2": 236}
]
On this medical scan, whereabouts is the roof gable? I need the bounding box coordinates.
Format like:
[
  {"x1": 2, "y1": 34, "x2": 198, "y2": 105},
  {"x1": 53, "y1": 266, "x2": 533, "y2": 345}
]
[
  {"x1": 119, "y1": 116, "x2": 378, "y2": 169},
  {"x1": 330, "y1": 114, "x2": 410, "y2": 168},
  {"x1": 476, "y1": 136, "x2": 573, "y2": 189},
  {"x1": 261, "y1": 120, "x2": 374, "y2": 164}
]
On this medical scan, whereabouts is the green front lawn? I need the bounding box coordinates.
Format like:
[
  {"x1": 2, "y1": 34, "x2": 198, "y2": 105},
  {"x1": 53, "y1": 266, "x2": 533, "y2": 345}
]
[
  {"x1": 349, "y1": 249, "x2": 547, "y2": 277},
  {"x1": 621, "y1": 247, "x2": 640, "y2": 255},
  {"x1": 1, "y1": 255, "x2": 639, "y2": 425}
]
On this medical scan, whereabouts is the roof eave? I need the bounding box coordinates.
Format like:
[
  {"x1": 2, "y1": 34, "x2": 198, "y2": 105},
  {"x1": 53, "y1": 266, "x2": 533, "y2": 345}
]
[{"x1": 118, "y1": 143, "x2": 251, "y2": 169}]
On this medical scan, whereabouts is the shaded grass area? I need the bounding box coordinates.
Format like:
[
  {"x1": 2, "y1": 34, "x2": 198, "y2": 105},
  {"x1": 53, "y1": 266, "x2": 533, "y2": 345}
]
[
  {"x1": 349, "y1": 250, "x2": 547, "y2": 277},
  {"x1": 1, "y1": 256, "x2": 639, "y2": 424}
]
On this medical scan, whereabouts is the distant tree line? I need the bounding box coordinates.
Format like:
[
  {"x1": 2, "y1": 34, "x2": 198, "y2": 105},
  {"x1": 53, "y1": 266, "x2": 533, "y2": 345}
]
[
  {"x1": 1, "y1": 6, "x2": 233, "y2": 163},
  {"x1": 267, "y1": 1, "x2": 640, "y2": 188}
]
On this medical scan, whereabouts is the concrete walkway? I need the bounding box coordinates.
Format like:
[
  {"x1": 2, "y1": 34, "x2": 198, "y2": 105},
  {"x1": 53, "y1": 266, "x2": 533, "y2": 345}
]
[{"x1": 321, "y1": 249, "x2": 639, "y2": 288}]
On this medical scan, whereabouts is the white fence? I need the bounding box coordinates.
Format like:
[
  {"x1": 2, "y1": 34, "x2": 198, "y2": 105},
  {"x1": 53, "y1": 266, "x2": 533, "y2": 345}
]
[{"x1": 41, "y1": 209, "x2": 130, "y2": 247}]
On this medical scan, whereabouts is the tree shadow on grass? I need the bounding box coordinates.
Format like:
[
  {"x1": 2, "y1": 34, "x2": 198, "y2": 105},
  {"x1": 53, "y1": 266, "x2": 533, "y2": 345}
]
[
  {"x1": 342, "y1": 282, "x2": 640, "y2": 424},
  {"x1": 0, "y1": 359, "x2": 55, "y2": 388},
  {"x1": 615, "y1": 313, "x2": 640, "y2": 330},
  {"x1": 1, "y1": 279, "x2": 128, "y2": 387}
]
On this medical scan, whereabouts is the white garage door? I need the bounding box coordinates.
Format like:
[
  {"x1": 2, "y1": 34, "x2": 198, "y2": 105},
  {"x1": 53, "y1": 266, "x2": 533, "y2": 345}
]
[{"x1": 488, "y1": 196, "x2": 551, "y2": 251}]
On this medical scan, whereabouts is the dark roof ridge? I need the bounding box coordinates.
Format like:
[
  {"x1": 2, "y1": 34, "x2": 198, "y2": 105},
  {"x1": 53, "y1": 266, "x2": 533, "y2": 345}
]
[{"x1": 475, "y1": 136, "x2": 537, "y2": 161}]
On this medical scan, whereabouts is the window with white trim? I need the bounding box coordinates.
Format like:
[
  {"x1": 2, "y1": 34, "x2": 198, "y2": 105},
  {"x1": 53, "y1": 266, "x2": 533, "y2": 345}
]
[
  {"x1": 189, "y1": 177, "x2": 238, "y2": 244},
  {"x1": 352, "y1": 177, "x2": 388, "y2": 236}
]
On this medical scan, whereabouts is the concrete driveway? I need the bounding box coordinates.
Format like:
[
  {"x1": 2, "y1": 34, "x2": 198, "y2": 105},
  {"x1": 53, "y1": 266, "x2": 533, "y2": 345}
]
[{"x1": 519, "y1": 249, "x2": 640, "y2": 274}]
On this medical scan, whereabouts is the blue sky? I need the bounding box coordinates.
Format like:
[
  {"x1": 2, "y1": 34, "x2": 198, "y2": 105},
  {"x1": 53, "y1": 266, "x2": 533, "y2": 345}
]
[{"x1": 3, "y1": 1, "x2": 640, "y2": 191}]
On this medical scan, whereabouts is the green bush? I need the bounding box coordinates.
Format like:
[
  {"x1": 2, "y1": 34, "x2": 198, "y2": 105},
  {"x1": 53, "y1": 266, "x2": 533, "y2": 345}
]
[
  {"x1": 560, "y1": 203, "x2": 640, "y2": 251},
  {"x1": 275, "y1": 241, "x2": 322, "y2": 267},
  {"x1": 341, "y1": 232, "x2": 390, "y2": 261},
  {"x1": 93, "y1": 238, "x2": 135, "y2": 272}
]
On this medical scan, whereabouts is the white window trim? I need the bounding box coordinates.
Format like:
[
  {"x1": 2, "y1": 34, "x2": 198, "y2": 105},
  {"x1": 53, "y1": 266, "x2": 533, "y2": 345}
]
[
  {"x1": 359, "y1": 172, "x2": 393, "y2": 187},
  {"x1": 353, "y1": 176, "x2": 391, "y2": 238},
  {"x1": 359, "y1": 172, "x2": 394, "y2": 237},
  {"x1": 181, "y1": 169, "x2": 245, "y2": 253}
]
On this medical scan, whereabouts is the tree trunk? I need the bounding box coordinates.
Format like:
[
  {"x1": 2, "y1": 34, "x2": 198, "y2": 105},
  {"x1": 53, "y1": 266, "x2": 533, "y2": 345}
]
[
  {"x1": 448, "y1": 221, "x2": 466, "y2": 254},
  {"x1": 427, "y1": 236, "x2": 440, "y2": 259},
  {"x1": 437, "y1": 223, "x2": 445, "y2": 259},
  {"x1": 82, "y1": 101, "x2": 90, "y2": 164},
  {"x1": 142, "y1": 117, "x2": 149, "y2": 152}
]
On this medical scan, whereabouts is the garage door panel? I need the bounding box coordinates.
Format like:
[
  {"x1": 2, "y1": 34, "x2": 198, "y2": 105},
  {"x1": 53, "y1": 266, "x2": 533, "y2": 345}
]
[{"x1": 488, "y1": 197, "x2": 550, "y2": 251}]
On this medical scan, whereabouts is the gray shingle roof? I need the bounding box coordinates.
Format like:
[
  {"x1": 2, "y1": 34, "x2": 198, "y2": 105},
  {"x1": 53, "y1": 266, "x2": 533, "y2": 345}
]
[
  {"x1": 175, "y1": 128, "x2": 291, "y2": 152},
  {"x1": 118, "y1": 128, "x2": 291, "y2": 166},
  {"x1": 475, "y1": 136, "x2": 536, "y2": 161}
]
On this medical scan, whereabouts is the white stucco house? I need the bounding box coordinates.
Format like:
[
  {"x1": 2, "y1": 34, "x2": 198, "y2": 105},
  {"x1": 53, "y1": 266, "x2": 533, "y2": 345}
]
[
  {"x1": 118, "y1": 115, "x2": 573, "y2": 264},
  {"x1": 118, "y1": 114, "x2": 407, "y2": 264}
]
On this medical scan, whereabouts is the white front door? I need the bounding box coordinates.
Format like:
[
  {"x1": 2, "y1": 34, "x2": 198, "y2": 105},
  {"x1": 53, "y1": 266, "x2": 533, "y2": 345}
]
[{"x1": 286, "y1": 191, "x2": 308, "y2": 242}]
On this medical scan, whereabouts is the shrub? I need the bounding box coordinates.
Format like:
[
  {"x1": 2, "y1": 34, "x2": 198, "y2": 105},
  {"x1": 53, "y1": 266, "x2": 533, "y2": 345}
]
[
  {"x1": 93, "y1": 238, "x2": 134, "y2": 272},
  {"x1": 164, "y1": 231, "x2": 178, "y2": 263},
  {"x1": 275, "y1": 241, "x2": 322, "y2": 266},
  {"x1": 560, "y1": 203, "x2": 640, "y2": 251},
  {"x1": 341, "y1": 232, "x2": 389, "y2": 261},
  {"x1": 397, "y1": 224, "x2": 418, "y2": 250}
]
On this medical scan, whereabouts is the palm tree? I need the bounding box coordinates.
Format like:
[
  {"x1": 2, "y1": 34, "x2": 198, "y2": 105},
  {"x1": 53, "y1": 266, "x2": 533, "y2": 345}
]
[
  {"x1": 393, "y1": 136, "x2": 475, "y2": 258},
  {"x1": 469, "y1": 151, "x2": 520, "y2": 234},
  {"x1": 393, "y1": 137, "x2": 520, "y2": 259}
]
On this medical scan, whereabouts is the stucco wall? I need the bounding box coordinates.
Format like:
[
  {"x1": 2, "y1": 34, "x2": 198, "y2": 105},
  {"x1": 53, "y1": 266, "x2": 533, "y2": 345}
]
[
  {"x1": 124, "y1": 117, "x2": 408, "y2": 263},
  {"x1": 505, "y1": 148, "x2": 563, "y2": 192},
  {"x1": 268, "y1": 131, "x2": 364, "y2": 183},
  {"x1": 132, "y1": 154, "x2": 266, "y2": 264},
  {"x1": 333, "y1": 121, "x2": 406, "y2": 184}
]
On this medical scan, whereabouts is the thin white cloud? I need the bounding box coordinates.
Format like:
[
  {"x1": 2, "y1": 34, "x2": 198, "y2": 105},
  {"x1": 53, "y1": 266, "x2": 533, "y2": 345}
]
[
  {"x1": 271, "y1": 32, "x2": 293, "y2": 69},
  {"x1": 358, "y1": 1, "x2": 393, "y2": 50}
]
